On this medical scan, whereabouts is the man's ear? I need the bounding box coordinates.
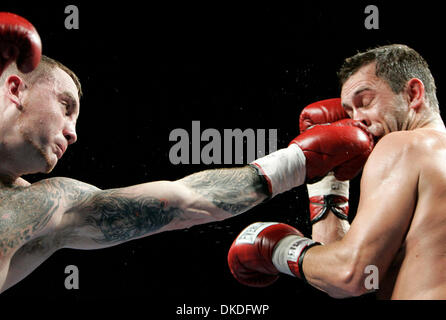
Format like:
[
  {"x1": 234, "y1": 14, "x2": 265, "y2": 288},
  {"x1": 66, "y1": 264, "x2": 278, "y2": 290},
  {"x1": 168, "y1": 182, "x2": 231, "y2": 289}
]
[
  {"x1": 5, "y1": 75, "x2": 26, "y2": 108},
  {"x1": 406, "y1": 78, "x2": 425, "y2": 112}
]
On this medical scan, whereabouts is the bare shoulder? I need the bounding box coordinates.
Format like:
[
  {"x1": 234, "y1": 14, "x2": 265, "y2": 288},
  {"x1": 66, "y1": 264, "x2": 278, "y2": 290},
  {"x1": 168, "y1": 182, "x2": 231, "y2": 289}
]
[
  {"x1": 0, "y1": 177, "x2": 101, "y2": 292},
  {"x1": 360, "y1": 130, "x2": 435, "y2": 188},
  {"x1": 366, "y1": 130, "x2": 438, "y2": 166},
  {"x1": 374, "y1": 129, "x2": 446, "y2": 153},
  {"x1": 0, "y1": 177, "x2": 100, "y2": 256},
  {"x1": 373, "y1": 130, "x2": 423, "y2": 153}
]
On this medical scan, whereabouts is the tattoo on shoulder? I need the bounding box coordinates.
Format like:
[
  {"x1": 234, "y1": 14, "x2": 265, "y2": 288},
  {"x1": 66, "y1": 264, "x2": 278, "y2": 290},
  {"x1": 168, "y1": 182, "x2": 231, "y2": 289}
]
[
  {"x1": 179, "y1": 166, "x2": 269, "y2": 215},
  {"x1": 0, "y1": 177, "x2": 96, "y2": 255}
]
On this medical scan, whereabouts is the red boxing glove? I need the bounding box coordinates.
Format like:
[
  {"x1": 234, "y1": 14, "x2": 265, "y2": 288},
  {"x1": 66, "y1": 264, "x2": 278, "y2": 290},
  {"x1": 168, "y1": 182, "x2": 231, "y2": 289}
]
[
  {"x1": 299, "y1": 98, "x2": 349, "y2": 133},
  {"x1": 290, "y1": 118, "x2": 374, "y2": 182},
  {"x1": 299, "y1": 99, "x2": 351, "y2": 224},
  {"x1": 250, "y1": 118, "x2": 373, "y2": 196},
  {"x1": 227, "y1": 222, "x2": 319, "y2": 287},
  {"x1": 0, "y1": 12, "x2": 42, "y2": 76}
]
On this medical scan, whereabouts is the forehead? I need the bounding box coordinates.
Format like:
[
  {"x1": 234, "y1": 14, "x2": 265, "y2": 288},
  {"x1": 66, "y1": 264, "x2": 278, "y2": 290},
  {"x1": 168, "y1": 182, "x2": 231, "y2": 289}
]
[
  {"x1": 51, "y1": 68, "x2": 79, "y2": 96},
  {"x1": 341, "y1": 62, "x2": 380, "y2": 98}
]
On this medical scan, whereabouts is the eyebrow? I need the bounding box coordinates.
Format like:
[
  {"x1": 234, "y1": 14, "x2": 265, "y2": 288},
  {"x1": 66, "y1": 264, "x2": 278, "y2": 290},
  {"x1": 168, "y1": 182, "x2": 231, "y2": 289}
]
[
  {"x1": 60, "y1": 91, "x2": 79, "y2": 110},
  {"x1": 353, "y1": 87, "x2": 373, "y2": 96},
  {"x1": 342, "y1": 87, "x2": 373, "y2": 109}
]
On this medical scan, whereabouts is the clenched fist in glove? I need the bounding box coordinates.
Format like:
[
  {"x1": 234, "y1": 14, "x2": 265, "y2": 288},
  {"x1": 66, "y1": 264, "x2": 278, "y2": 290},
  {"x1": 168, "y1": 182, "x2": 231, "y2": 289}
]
[
  {"x1": 227, "y1": 222, "x2": 320, "y2": 287},
  {"x1": 250, "y1": 117, "x2": 374, "y2": 197},
  {"x1": 299, "y1": 98, "x2": 349, "y2": 131},
  {"x1": 299, "y1": 98, "x2": 358, "y2": 224},
  {"x1": 0, "y1": 12, "x2": 42, "y2": 76}
]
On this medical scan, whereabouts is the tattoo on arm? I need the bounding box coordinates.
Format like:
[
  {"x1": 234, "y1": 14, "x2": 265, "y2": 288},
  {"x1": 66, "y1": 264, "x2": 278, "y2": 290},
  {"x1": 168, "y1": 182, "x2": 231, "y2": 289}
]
[
  {"x1": 0, "y1": 178, "x2": 71, "y2": 255},
  {"x1": 179, "y1": 166, "x2": 270, "y2": 216},
  {"x1": 82, "y1": 166, "x2": 268, "y2": 244},
  {"x1": 0, "y1": 166, "x2": 268, "y2": 252},
  {"x1": 81, "y1": 191, "x2": 184, "y2": 244}
]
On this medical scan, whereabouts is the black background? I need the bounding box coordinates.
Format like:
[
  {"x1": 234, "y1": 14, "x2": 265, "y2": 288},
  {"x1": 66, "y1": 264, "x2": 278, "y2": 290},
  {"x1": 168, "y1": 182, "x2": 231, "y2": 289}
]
[{"x1": 1, "y1": 0, "x2": 444, "y2": 316}]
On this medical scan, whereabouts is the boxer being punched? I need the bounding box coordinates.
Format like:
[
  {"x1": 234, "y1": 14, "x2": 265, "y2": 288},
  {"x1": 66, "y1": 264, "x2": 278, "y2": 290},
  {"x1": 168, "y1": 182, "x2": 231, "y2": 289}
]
[
  {"x1": 228, "y1": 44, "x2": 445, "y2": 299},
  {"x1": 0, "y1": 13, "x2": 373, "y2": 293}
]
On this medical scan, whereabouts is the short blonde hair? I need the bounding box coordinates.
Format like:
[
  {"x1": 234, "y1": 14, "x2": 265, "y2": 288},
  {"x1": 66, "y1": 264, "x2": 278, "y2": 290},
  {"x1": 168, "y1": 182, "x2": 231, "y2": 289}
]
[{"x1": 1, "y1": 55, "x2": 82, "y2": 99}]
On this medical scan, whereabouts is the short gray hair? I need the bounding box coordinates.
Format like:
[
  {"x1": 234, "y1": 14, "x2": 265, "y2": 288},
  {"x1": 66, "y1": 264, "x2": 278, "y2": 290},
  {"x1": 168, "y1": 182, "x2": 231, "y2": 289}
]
[{"x1": 338, "y1": 44, "x2": 439, "y2": 113}]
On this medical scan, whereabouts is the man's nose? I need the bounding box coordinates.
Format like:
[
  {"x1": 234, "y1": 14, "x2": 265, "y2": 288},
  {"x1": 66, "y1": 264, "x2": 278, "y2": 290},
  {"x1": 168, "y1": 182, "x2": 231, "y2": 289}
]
[
  {"x1": 63, "y1": 122, "x2": 77, "y2": 145},
  {"x1": 352, "y1": 109, "x2": 371, "y2": 127}
]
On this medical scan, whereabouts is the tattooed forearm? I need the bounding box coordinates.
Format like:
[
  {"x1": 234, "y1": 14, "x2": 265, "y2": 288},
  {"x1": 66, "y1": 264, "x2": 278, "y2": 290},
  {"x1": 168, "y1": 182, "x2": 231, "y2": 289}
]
[
  {"x1": 0, "y1": 167, "x2": 269, "y2": 254},
  {"x1": 82, "y1": 167, "x2": 269, "y2": 244},
  {"x1": 178, "y1": 166, "x2": 270, "y2": 215},
  {"x1": 82, "y1": 190, "x2": 184, "y2": 244}
]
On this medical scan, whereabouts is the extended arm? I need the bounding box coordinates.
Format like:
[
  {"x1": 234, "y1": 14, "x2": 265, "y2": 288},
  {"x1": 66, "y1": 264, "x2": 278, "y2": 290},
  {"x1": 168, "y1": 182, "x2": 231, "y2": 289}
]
[
  {"x1": 0, "y1": 119, "x2": 373, "y2": 292},
  {"x1": 1, "y1": 167, "x2": 268, "y2": 292},
  {"x1": 58, "y1": 119, "x2": 372, "y2": 249},
  {"x1": 57, "y1": 166, "x2": 268, "y2": 249}
]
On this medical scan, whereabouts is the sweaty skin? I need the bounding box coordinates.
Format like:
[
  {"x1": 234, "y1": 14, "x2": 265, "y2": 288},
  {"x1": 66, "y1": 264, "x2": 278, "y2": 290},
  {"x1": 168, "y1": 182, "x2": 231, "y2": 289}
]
[
  {"x1": 378, "y1": 129, "x2": 446, "y2": 299},
  {"x1": 0, "y1": 170, "x2": 268, "y2": 292},
  {"x1": 302, "y1": 62, "x2": 446, "y2": 299},
  {"x1": 0, "y1": 64, "x2": 272, "y2": 293}
]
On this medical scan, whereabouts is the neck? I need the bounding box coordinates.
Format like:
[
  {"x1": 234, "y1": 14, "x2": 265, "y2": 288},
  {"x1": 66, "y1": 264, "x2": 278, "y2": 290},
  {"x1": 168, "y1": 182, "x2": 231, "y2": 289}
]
[
  {"x1": 403, "y1": 106, "x2": 445, "y2": 132},
  {"x1": 0, "y1": 153, "x2": 23, "y2": 185},
  {"x1": 0, "y1": 135, "x2": 34, "y2": 184},
  {"x1": 422, "y1": 116, "x2": 446, "y2": 132}
]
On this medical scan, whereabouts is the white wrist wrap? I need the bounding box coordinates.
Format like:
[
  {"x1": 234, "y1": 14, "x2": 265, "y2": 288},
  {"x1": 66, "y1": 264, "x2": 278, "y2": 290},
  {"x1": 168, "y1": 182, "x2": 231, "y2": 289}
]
[
  {"x1": 251, "y1": 144, "x2": 306, "y2": 197},
  {"x1": 272, "y1": 235, "x2": 318, "y2": 277},
  {"x1": 306, "y1": 172, "x2": 349, "y2": 198},
  {"x1": 235, "y1": 222, "x2": 278, "y2": 245}
]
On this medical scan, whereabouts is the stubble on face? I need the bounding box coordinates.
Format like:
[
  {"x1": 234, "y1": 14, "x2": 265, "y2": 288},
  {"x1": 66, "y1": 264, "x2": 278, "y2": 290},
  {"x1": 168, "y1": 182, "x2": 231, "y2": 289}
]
[
  {"x1": 341, "y1": 63, "x2": 411, "y2": 138},
  {"x1": 17, "y1": 109, "x2": 56, "y2": 174}
]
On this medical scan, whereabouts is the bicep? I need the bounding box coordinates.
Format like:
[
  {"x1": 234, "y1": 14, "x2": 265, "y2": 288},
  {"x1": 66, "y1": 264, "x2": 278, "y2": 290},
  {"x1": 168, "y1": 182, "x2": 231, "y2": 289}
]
[
  {"x1": 62, "y1": 180, "x2": 221, "y2": 250},
  {"x1": 62, "y1": 166, "x2": 267, "y2": 250}
]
